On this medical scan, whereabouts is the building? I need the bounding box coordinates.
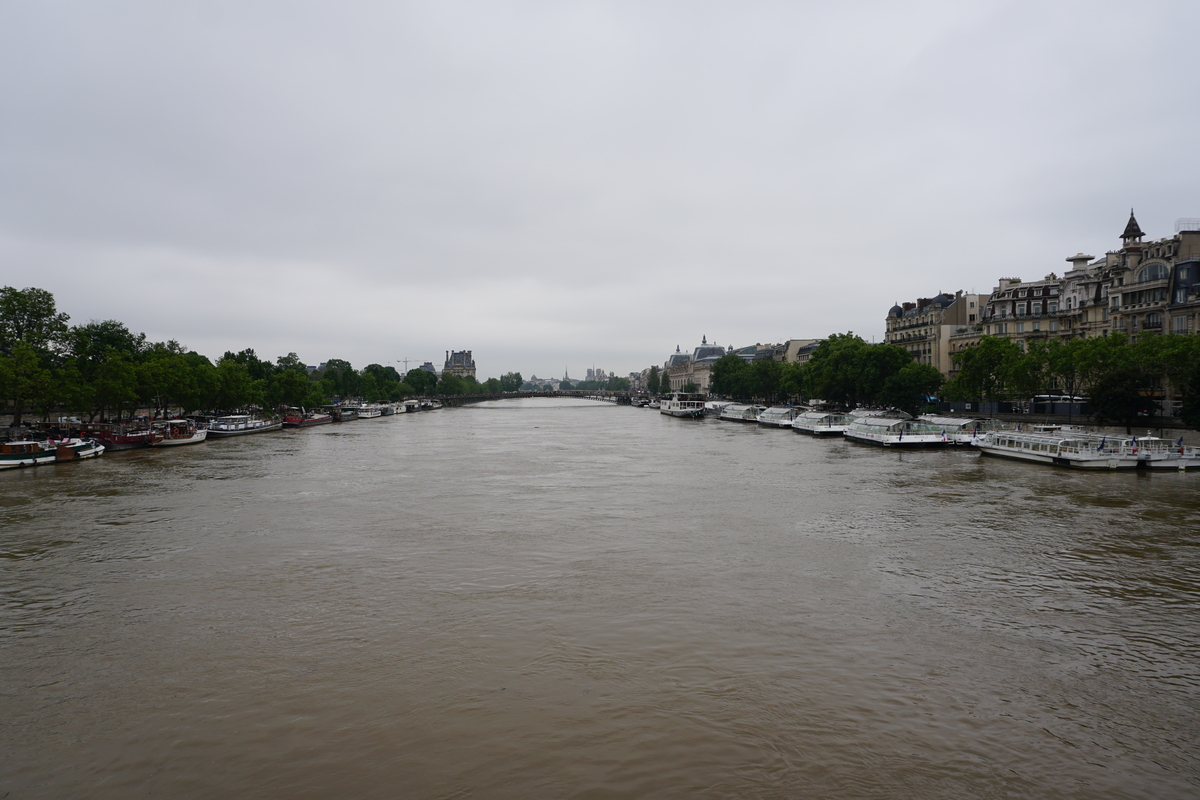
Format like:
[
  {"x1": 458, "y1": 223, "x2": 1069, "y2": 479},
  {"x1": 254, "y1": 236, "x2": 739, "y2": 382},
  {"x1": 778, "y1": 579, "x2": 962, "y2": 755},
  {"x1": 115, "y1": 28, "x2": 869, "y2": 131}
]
[
  {"x1": 977, "y1": 212, "x2": 1200, "y2": 345},
  {"x1": 886, "y1": 290, "x2": 986, "y2": 377},
  {"x1": 443, "y1": 350, "x2": 476, "y2": 380},
  {"x1": 663, "y1": 336, "x2": 728, "y2": 393}
]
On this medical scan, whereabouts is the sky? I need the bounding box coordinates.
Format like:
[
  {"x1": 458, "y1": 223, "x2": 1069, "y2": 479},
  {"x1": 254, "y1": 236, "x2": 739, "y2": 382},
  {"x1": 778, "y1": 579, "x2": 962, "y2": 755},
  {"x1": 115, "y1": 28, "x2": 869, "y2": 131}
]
[{"x1": 2, "y1": 1, "x2": 1197, "y2": 380}]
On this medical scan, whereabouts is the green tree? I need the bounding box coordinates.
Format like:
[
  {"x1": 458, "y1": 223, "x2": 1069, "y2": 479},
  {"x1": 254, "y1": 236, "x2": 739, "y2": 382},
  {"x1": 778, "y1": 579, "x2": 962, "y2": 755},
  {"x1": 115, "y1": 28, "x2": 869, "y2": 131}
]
[
  {"x1": 1090, "y1": 363, "x2": 1158, "y2": 435},
  {"x1": 213, "y1": 359, "x2": 258, "y2": 411},
  {"x1": 681, "y1": 381, "x2": 698, "y2": 393},
  {"x1": 404, "y1": 368, "x2": 437, "y2": 396},
  {"x1": 879, "y1": 362, "x2": 944, "y2": 417},
  {"x1": 499, "y1": 372, "x2": 523, "y2": 392},
  {"x1": 438, "y1": 374, "x2": 467, "y2": 395},
  {"x1": 560, "y1": 380, "x2": 573, "y2": 390},
  {"x1": 482, "y1": 377, "x2": 502, "y2": 394},
  {"x1": 709, "y1": 354, "x2": 751, "y2": 398},
  {"x1": 943, "y1": 336, "x2": 1023, "y2": 402},
  {"x1": 804, "y1": 333, "x2": 868, "y2": 406},
  {"x1": 0, "y1": 286, "x2": 70, "y2": 357},
  {"x1": 647, "y1": 365, "x2": 660, "y2": 395},
  {"x1": 606, "y1": 376, "x2": 631, "y2": 391}
]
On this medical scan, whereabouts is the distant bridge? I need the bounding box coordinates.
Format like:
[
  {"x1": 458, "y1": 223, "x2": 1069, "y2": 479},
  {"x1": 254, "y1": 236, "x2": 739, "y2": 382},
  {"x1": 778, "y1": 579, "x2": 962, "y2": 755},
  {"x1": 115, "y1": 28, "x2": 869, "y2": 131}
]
[{"x1": 437, "y1": 390, "x2": 644, "y2": 407}]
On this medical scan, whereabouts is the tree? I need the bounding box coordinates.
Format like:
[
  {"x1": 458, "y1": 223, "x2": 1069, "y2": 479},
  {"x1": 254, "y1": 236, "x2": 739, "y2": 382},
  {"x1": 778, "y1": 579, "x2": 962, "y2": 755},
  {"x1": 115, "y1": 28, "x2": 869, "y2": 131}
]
[
  {"x1": 804, "y1": 333, "x2": 867, "y2": 406},
  {"x1": 943, "y1": 336, "x2": 1022, "y2": 402},
  {"x1": 879, "y1": 363, "x2": 944, "y2": 418},
  {"x1": 606, "y1": 376, "x2": 631, "y2": 391},
  {"x1": 647, "y1": 365, "x2": 660, "y2": 395},
  {"x1": 560, "y1": 380, "x2": 573, "y2": 390},
  {"x1": 709, "y1": 354, "x2": 751, "y2": 398},
  {"x1": 499, "y1": 372, "x2": 523, "y2": 392},
  {"x1": 681, "y1": 381, "x2": 698, "y2": 393},
  {"x1": 750, "y1": 359, "x2": 784, "y2": 401},
  {"x1": 438, "y1": 374, "x2": 467, "y2": 395},
  {"x1": 404, "y1": 368, "x2": 437, "y2": 396},
  {"x1": 1090, "y1": 363, "x2": 1158, "y2": 435},
  {"x1": 0, "y1": 343, "x2": 55, "y2": 424},
  {"x1": 1179, "y1": 360, "x2": 1200, "y2": 432},
  {"x1": 0, "y1": 286, "x2": 70, "y2": 357}
]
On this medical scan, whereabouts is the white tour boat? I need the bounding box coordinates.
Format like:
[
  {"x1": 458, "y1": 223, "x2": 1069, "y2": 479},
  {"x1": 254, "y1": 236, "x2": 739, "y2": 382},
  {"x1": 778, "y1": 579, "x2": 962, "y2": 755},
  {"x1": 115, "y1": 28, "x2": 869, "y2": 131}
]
[
  {"x1": 659, "y1": 393, "x2": 706, "y2": 418},
  {"x1": 791, "y1": 410, "x2": 854, "y2": 436},
  {"x1": 757, "y1": 406, "x2": 803, "y2": 428},
  {"x1": 918, "y1": 415, "x2": 1006, "y2": 446},
  {"x1": 718, "y1": 404, "x2": 766, "y2": 423},
  {"x1": 844, "y1": 416, "x2": 949, "y2": 448},
  {"x1": 977, "y1": 431, "x2": 1140, "y2": 469}
]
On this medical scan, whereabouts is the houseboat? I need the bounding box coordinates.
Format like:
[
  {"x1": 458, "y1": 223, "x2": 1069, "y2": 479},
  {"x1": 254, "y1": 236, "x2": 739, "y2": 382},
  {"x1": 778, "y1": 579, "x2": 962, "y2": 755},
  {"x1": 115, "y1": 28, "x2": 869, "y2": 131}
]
[
  {"x1": 205, "y1": 415, "x2": 283, "y2": 438},
  {"x1": 0, "y1": 437, "x2": 105, "y2": 469},
  {"x1": 282, "y1": 408, "x2": 333, "y2": 428},
  {"x1": 150, "y1": 419, "x2": 208, "y2": 446}
]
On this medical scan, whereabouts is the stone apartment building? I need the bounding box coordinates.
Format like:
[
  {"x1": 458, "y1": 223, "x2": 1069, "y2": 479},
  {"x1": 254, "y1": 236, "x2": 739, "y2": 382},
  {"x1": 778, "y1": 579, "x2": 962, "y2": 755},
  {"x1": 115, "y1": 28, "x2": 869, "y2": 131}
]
[
  {"x1": 662, "y1": 337, "x2": 729, "y2": 393},
  {"x1": 975, "y1": 213, "x2": 1200, "y2": 347},
  {"x1": 885, "y1": 291, "x2": 986, "y2": 378}
]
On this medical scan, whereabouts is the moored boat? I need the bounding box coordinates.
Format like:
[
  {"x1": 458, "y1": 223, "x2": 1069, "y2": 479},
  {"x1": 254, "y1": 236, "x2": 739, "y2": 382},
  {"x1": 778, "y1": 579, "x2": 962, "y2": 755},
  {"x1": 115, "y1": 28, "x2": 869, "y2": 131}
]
[
  {"x1": 792, "y1": 410, "x2": 854, "y2": 436},
  {"x1": 75, "y1": 422, "x2": 155, "y2": 450},
  {"x1": 659, "y1": 393, "x2": 706, "y2": 418},
  {"x1": 844, "y1": 416, "x2": 948, "y2": 448},
  {"x1": 282, "y1": 408, "x2": 333, "y2": 428},
  {"x1": 205, "y1": 415, "x2": 283, "y2": 438},
  {"x1": 757, "y1": 406, "x2": 803, "y2": 428},
  {"x1": 0, "y1": 437, "x2": 105, "y2": 469},
  {"x1": 977, "y1": 430, "x2": 1140, "y2": 469},
  {"x1": 718, "y1": 403, "x2": 766, "y2": 423},
  {"x1": 150, "y1": 419, "x2": 208, "y2": 446},
  {"x1": 354, "y1": 404, "x2": 384, "y2": 419},
  {"x1": 918, "y1": 415, "x2": 1006, "y2": 446}
]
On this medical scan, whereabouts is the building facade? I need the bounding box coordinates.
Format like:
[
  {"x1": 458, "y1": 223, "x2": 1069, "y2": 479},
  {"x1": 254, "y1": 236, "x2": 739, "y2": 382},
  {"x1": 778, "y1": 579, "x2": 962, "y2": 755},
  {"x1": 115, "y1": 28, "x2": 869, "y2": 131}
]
[
  {"x1": 885, "y1": 290, "x2": 986, "y2": 378},
  {"x1": 443, "y1": 350, "x2": 476, "y2": 380}
]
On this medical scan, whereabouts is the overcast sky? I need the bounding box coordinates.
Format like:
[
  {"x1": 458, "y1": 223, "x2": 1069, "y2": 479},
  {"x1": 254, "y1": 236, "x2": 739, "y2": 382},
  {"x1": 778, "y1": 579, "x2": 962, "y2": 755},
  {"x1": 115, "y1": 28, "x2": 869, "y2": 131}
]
[{"x1": 3, "y1": 1, "x2": 1197, "y2": 379}]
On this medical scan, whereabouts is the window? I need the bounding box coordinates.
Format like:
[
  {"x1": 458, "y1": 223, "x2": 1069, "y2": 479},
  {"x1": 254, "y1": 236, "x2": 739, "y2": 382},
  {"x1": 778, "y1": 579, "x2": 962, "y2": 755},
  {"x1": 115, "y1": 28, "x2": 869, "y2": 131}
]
[
  {"x1": 1048, "y1": 302, "x2": 1057, "y2": 313},
  {"x1": 1177, "y1": 289, "x2": 1188, "y2": 303},
  {"x1": 1138, "y1": 263, "x2": 1167, "y2": 282},
  {"x1": 1049, "y1": 320, "x2": 1058, "y2": 332},
  {"x1": 1174, "y1": 316, "x2": 1188, "y2": 334},
  {"x1": 1146, "y1": 312, "x2": 1161, "y2": 328},
  {"x1": 1017, "y1": 303, "x2": 1027, "y2": 316},
  {"x1": 1016, "y1": 322, "x2": 1025, "y2": 333},
  {"x1": 1032, "y1": 303, "x2": 1042, "y2": 314},
  {"x1": 1032, "y1": 321, "x2": 1040, "y2": 331}
]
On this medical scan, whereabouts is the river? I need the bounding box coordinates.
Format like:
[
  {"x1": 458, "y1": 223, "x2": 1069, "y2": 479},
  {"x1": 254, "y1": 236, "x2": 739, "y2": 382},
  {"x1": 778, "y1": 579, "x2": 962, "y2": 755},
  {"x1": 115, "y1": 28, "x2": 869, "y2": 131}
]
[{"x1": 2, "y1": 398, "x2": 1198, "y2": 799}]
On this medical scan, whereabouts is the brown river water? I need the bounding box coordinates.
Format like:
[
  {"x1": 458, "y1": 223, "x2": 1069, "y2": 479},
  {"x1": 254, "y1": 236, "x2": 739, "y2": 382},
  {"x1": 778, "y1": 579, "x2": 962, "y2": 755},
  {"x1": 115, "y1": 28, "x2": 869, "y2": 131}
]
[{"x1": 2, "y1": 397, "x2": 1198, "y2": 799}]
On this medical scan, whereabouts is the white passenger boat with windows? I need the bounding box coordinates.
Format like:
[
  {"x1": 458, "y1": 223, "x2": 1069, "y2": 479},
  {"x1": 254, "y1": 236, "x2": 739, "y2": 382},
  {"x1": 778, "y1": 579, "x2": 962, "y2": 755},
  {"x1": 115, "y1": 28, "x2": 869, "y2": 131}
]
[
  {"x1": 792, "y1": 410, "x2": 854, "y2": 436},
  {"x1": 757, "y1": 407, "x2": 803, "y2": 428},
  {"x1": 718, "y1": 403, "x2": 766, "y2": 422},
  {"x1": 844, "y1": 415, "x2": 948, "y2": 448},
  {"x1": 977, "y1": 431, "x2": 1140, "y2": 469},
  {"x1": 1109, "y1": 435, "x2": 1200, "y2": 471},
  {"x1": 659, "y1": 393, "x2": 706, "y2": 418},
  {"x1": 354, "y1": 404, "x2": 384, "y2": 419},
  {"x1": 918, "y1": 415, "x2": 1006, "y2": 446},
  {"x1": 205, "y1": 414, "x2": 283, "y2": 438}
]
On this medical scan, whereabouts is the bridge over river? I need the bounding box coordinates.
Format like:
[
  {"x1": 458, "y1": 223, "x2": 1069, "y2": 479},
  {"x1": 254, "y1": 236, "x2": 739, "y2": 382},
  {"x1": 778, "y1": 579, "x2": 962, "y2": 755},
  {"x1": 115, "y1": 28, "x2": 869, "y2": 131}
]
[{"x1": 436, "y1": 390, "x2": 644, "y2": 407}]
